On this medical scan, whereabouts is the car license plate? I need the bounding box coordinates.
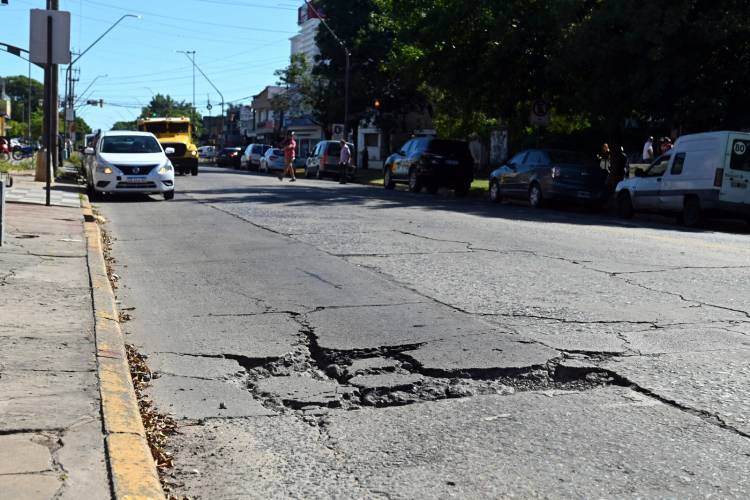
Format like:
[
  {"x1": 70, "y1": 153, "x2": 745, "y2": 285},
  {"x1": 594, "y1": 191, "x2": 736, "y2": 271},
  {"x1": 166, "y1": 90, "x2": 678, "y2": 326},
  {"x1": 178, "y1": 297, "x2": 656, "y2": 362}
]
[
  {"x1": 577, "y1": 191, "x2": 591, "y2": 199},
  {"x1": 446, "y1": 160, "x2": 459, "y2": 165},
  {"x1": 127, "y1": 177, "x2": 148, "y2": 183}
]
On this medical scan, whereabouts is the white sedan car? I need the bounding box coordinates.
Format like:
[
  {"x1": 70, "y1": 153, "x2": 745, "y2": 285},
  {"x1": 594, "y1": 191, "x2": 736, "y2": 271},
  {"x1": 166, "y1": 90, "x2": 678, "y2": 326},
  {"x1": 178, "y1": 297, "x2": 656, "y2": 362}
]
[{"x1": 85, "y1": 131, "x2": 175, "y2": 200}]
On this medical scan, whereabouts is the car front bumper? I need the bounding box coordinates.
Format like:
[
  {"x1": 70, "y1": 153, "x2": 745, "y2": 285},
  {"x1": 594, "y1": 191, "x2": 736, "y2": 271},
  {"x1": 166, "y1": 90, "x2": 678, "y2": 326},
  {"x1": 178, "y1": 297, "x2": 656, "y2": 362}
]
[{"x1": 93, "y1": 172, "x2": 174, "y2": 194}]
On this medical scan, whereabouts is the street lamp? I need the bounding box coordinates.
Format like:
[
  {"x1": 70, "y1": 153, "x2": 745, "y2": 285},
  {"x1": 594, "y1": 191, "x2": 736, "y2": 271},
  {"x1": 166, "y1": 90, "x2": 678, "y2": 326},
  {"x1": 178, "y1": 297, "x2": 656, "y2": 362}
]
[
  {"x1": 180, "y1": 54, "x2": 225, "y2": 146},
  {"x1": 303, "y1": 0, "x2": 350, "y2": 141},
  {"x1": 74, "y1": 73, "x2": 107, "y2": 106},
  {"x1": 63, "y1": 14, "x2": 139, "y2": 147},
  {"x1": 177, "y1": 50, "x2": 196, "y2": 117}
]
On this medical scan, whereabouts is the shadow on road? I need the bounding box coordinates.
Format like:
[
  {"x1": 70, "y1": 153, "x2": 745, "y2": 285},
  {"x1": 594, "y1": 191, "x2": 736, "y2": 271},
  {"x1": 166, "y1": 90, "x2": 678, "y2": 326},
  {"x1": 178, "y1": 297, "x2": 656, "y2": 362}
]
[{"x1": 168, "y1": 168, "x2": 749, "y2": 236}]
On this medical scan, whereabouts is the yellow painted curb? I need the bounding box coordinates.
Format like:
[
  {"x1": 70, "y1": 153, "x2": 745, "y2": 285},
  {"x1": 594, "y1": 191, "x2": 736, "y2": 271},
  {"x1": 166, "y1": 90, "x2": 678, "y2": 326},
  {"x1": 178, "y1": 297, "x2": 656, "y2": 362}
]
[{"x1": 82, "y1": 195, "x2": 165, "y2": 500}]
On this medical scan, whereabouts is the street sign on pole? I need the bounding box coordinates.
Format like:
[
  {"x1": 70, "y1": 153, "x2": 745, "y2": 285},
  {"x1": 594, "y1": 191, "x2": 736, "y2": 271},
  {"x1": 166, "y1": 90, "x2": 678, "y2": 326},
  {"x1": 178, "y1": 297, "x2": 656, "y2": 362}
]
[
  {"x1": 529, "y1": 99, "x2": 550, "y2": 127},
  {"x1": 332, "y1": 123, "x2": 344, "y2": 140},
  {"x1": 29, "y1": 9, "x2": 70, "y2": 65}
]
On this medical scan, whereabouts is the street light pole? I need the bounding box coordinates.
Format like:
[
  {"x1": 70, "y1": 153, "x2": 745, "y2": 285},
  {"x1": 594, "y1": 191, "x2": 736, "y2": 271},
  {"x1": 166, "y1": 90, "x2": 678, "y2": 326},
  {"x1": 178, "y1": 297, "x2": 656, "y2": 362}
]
[
  {"x1": 303, "y1": 0, "x2": 351, "y2": 141},
  {"x1": 177, "y1": 50, "x2": 196, "y2": 117},
  {"x1": 63, "y1": 14, "x2": 139, "y2": 147},
  {"x1": 182, "y1": 54, "x2": 225, "y2": 146}
]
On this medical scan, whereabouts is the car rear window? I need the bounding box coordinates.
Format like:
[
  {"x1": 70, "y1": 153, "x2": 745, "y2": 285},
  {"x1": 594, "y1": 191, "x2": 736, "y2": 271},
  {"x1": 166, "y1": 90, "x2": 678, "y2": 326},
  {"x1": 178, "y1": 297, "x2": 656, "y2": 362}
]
[
  {"x1": 427, "y1": 140, "x2": 471, "y2": 157},
  {"x1": 327, "y1": 142, "x2": 341, "y2": 156},
  {"x1": 547, "y1": 150, "x2": 599, "y2": 166}
]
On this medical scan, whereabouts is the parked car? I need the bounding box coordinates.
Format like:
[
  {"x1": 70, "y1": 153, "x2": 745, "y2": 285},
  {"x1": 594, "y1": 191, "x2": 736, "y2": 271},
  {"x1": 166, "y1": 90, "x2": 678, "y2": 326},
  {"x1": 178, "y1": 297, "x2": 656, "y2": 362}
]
[
  {"x1": 216, "y1": 147, "x2": 242, "y2": 168},
  {"x1": 489, "y1": 149, "x2": 608, "y2": 208},
  {"x1": 616, "y1": 131, "x2": 750, "y2": 226},
  {"x1": 197, "y1": 145, "x2": 216, "y2": 160},
  {"x1": 383, "y1": 137, "x2": 473, "y2": 195},
  {"x1": 259, "y1": 148, "x2": 285, "y2": 173},
  {"x1": 305, "y1": 140, "x2": 356, "y2": 180},
  {"x1": 84, "y1": 131, "x2": 175, "y2": 200},
  {"x1": 241, "y1": 143, "x2": 272, "y2": 170}
]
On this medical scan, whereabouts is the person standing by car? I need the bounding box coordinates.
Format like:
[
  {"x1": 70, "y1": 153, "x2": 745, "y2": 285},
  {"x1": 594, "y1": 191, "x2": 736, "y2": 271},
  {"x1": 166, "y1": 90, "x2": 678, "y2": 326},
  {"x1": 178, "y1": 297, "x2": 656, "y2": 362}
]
[
  {"x1": 279, "y1": 131, "x2": 297, "y2": 182},
  {"x1": 642, "y1": 136, "x2": 654, "y2": 162},
  {"x1": 338, "y1": 139, "x2": 351, "y2": 184}
]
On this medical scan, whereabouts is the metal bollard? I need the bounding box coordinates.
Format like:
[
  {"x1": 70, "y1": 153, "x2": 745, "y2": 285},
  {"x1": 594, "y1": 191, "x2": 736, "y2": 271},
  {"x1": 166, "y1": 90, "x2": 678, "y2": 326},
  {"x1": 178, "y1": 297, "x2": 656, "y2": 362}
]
[{"x1": 0, "y1": 172, "x2": 12, "y2": 247}]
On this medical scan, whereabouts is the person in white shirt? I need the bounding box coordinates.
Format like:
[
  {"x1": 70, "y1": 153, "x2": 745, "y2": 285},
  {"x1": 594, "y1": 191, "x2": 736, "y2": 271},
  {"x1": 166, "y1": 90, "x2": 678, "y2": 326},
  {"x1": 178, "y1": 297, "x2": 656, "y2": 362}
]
[
  {"x1": 642, "y1": 136, "x2": 654, "y2": 162},
  {"x1": 338, "y1": 139, "x2": 351, "y2": 184}
]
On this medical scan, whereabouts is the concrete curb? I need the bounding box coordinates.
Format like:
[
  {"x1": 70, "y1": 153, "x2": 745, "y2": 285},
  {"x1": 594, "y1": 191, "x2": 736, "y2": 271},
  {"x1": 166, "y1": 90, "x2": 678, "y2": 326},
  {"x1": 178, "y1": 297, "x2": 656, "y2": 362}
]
[{"x1": 81, "y1": 195, "x2": 165, "y2": 500}]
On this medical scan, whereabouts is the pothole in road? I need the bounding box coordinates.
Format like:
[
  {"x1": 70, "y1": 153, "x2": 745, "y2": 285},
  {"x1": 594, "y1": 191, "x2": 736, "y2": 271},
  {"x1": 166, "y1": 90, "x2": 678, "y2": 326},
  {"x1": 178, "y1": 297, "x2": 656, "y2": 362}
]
[{"x1": 239, "y1": 316, "x2": 619, "y2": 417}]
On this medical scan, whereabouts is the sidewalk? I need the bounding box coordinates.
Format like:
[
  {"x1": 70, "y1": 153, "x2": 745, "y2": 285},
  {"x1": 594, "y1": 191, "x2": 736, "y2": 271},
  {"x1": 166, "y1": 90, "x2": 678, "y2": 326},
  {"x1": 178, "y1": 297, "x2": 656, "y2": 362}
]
[
  {"x1": 0, "y1": 175, "x2": 109, "y2": 499},
  {"x1": 2, "y1": 171, "x2": 82, "y2": 208}
]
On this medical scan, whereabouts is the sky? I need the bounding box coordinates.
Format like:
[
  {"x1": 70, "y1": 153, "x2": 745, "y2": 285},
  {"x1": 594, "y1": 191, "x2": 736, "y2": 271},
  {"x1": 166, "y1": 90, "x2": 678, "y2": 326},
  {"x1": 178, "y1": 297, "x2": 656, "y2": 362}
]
[{"x1": 0, "y1": 0, "x2": 300, "y2": 131}]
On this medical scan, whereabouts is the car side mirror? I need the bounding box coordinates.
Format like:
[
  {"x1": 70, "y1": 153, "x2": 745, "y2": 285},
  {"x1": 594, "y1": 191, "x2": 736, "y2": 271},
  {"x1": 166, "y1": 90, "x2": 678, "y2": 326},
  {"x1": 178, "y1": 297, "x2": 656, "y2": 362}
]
[
  {"x1": 84, "y1": 147, "x2": 95, "y2": 155},
  {"x1": 164, "y1": 147, "x2": 175, "y2": 155}
]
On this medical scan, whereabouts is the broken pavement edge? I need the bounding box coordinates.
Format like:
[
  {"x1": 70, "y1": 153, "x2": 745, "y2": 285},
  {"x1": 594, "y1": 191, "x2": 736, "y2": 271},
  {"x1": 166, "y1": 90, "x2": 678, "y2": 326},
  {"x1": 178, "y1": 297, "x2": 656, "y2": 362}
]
[{"x1": 82, "y1": 195, "x2": 166, "y2": 500}]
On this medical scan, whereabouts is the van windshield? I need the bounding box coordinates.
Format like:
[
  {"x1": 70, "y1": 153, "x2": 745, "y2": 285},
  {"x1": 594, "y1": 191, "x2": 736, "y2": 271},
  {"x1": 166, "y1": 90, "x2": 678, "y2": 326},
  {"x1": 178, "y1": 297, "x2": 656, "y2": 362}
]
[{"x1": 101, "y1": 136, "x2": 162, "y2": 154}]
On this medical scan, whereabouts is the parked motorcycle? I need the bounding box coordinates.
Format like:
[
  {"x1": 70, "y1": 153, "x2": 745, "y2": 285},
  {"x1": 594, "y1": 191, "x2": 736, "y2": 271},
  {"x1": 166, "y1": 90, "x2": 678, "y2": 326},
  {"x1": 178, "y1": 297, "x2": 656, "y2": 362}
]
[
  {"x1": 12, "y1": 145, "x2": 36, "y2": 160},
  {"x1": 0, "y1": 140, "x2": 10, "y2": 162}
]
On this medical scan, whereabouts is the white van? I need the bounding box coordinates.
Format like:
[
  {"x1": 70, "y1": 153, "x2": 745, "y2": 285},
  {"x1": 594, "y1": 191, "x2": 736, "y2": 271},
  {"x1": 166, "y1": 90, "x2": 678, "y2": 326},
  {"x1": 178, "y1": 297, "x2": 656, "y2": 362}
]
[{"x1": 615, "y1": 131, "x2": 750, "y2": 226}]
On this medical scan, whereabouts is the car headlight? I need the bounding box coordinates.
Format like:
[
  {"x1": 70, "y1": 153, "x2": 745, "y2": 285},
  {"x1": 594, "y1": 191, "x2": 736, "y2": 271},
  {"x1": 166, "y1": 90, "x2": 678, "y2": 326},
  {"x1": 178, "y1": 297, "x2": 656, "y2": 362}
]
[
  {"x1": 159, "y1": 162, "x2": 174, "y2": 174},
  {"x1": 96, "y1": 165, "x2": 113, "y2": 174},
  {"x1": 190, "y1": 150, "x2": 197, "y2": 157}
]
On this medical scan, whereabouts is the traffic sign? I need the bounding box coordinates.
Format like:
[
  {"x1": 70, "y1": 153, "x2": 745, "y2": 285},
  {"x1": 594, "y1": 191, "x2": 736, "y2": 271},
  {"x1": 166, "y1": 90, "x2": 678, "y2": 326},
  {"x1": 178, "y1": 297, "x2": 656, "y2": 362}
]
[
  {"x1": 29, "y1": 9, "x2": 71, "y2": 65},
  {"x1": 332, "y1": 123, "x2": 344, "y2": 140}
]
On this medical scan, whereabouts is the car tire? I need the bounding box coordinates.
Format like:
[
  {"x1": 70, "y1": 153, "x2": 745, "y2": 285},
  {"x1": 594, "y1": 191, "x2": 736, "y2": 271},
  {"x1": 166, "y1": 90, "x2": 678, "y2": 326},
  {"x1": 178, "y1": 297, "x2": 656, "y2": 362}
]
[
  {"x1": 426, "y1": 182, "x2": 439, "y2": 194},
  {"x1": 87, "y1": 182, "x2": 99, "y2": 201},
  {"x1": 305, "y1": 167, "x2": 312, "y2": 179},
  {"x1": 616, "y1": 192, "x2": 634, "y2": 219},
  {"x1": 408, "y1": 168, "x2": 421, "y2": 193},
  {"x1": 528, "y1": 183, "x2": 543, "y2": 208},
  {"x1": 316, "y1": 168, "x2": 323, "y2": 180},
  {"x1": 384, "y1": 169, "x2": 395, "y2": 190},
  {"x1": 163, "y1": 190, "x2": 175, "y2": 200},
  {"x1": 682, "y1": 196, "x2": 702, "y2": 227},
  {"x1": 489, "y1": 179, "x2": 502, "y2": 203}
]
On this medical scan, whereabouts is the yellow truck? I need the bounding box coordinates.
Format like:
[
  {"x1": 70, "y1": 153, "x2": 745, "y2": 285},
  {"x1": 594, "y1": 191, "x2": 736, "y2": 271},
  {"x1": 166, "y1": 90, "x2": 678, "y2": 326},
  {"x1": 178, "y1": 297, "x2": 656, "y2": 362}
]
[{"x1": 137, "y1": 117, "x2": 199, "y2": 176}]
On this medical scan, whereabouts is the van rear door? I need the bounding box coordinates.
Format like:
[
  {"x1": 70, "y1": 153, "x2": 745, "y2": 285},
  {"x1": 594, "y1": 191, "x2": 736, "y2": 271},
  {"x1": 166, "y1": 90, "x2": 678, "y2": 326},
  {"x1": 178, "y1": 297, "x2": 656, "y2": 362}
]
[{"x1": 722, "y1": 133, "x2": 750, "y2": 206}]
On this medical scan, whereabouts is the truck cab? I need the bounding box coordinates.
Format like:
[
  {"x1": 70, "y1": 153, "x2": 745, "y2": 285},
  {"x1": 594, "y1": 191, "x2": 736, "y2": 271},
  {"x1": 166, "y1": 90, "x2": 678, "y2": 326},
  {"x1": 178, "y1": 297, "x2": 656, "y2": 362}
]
[{"x1": 137, "y1": 117, "x2": 199, "y2": 176}]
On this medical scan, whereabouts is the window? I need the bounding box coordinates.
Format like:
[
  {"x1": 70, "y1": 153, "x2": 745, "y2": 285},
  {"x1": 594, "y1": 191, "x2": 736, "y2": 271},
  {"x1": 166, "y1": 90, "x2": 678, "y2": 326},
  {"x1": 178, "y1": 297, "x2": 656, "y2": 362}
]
[
  {"x1": 730, "y1": 139, "x2": 750, "y2": 172},
  {"x1": 671, "y1": 153, "x2": 686, "y2": 175},
  {"x1": 508, "y1": 152, "x2": 528, "y2": 166},
  {"x1": 364, "y1": 133, "x2": 379, "y2": 148},
  {"x1": 100, "y1": 136, "x2": 162, "y2": 154},
  {"x1": 645, "y1": 154, "x2": 671, "y2": 177},
  {"x1": 525, "y1": 151, "x2": 547, "y2": 165}
]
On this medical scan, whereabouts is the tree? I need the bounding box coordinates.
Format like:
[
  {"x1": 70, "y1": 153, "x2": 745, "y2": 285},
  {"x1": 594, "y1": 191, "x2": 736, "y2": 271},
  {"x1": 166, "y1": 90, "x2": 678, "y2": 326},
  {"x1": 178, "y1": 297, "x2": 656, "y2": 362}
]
[
  {"x1": 1, "y1": 75, "x2": 45, "y2": 123},
  {"x1": 140, "y1": 94, "x2": 203, "y2": 139},
  {"x1": 111, "y1": 120, "x2": 137, "y2": 131}
]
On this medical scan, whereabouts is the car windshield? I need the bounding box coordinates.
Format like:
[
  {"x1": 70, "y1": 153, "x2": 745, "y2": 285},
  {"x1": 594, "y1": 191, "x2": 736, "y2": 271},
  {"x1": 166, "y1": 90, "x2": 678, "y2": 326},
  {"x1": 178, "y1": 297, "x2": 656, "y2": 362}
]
[
  {"x1": 100, "y1": 136, "x2": 162, "y2": 154},
  {"x1": 547, "y1": 150, "x2": 599, "y2": 166},
  {"x1": 270, "y1": 149, "x2": 282, "y2": 156},
  {"x1": 428, "y1": 140, "x2": 471, "y2": 157}
]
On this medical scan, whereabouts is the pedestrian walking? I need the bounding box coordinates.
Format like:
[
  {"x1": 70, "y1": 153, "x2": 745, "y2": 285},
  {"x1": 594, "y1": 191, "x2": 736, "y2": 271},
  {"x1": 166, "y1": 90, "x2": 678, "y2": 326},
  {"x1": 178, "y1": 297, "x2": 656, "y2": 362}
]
[
  {"x1": 279, "y1": 131, "x2": 297, "y2": 182},
  {"x1": 598, "y1": 143, "x2": 610, "y2": 171},
  {"x1": 338, "y1": 139, "x2": 351, "y2": 184},
  {"x1": 642, "y1": 136, "x2": 654, "y2": 162}
]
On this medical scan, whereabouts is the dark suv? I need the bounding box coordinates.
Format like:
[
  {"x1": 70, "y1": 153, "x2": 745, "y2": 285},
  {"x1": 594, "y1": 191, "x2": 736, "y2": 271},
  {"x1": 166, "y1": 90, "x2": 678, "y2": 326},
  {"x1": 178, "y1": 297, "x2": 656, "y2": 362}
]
[{"x1": 383, "y1": 137, "x2": 474, "y2": 195}]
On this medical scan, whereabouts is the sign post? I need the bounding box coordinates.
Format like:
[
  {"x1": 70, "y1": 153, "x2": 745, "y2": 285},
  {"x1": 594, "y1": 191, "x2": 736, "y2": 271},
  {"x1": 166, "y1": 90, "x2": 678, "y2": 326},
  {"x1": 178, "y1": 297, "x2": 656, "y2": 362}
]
[{"x1": 30, "y1": 8, "x2": 70, "y2": 206}]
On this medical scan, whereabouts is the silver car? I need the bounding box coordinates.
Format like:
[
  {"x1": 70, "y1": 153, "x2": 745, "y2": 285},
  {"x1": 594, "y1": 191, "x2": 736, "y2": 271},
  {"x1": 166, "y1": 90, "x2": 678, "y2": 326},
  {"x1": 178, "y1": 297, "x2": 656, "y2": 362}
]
[{"x1": 260, "y1": 148, "x2": 286, "y2": 173}]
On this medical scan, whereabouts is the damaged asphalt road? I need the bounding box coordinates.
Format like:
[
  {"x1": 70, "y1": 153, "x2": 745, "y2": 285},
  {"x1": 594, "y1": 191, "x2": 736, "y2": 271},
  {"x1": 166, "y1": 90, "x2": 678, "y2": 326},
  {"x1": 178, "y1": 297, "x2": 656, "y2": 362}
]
[{"x1": 97, "y1": 167, "x2": 750, "y2": 499}]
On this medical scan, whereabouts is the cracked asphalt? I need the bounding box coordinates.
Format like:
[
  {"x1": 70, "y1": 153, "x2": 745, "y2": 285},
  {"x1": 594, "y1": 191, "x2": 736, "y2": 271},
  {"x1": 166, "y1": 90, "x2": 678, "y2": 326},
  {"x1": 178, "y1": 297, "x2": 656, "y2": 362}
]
[{"x1": 97, "y1": 166, "x2": 750, "y2": 499}]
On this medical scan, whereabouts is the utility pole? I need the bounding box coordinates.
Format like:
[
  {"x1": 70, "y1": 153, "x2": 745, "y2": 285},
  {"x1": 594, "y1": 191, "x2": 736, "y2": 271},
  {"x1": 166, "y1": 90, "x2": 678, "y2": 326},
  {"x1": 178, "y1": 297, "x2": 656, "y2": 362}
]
[
  {"x1": 304, "y1": 0, "x2": 351, "y2": 142},
  {"x1": 180, "y1": 52, "x2": 225, "y2": 146}
]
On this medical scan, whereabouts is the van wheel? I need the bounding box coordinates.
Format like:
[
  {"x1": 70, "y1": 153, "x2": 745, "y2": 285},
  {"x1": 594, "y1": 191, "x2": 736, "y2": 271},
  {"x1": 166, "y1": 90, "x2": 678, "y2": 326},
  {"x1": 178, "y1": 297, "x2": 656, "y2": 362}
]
[
  {"x1": 191, "y1": 166, "x2": 199, "y2": 176},
  {"x1": 682, "y1": 197, "x2": 702, "y2": 227},
  {"x1": 384, "y1": 169, "x2": 395, "y2": 190},
  {"x1": 616, "y1": 192, "x2": 634, "y2": 219},
  {"x1": 408, "y1": 168, "x2": 422, "y2": 193},
  {"x1": 528, "y1": 183, "x2": 543, "y2": 208}
]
